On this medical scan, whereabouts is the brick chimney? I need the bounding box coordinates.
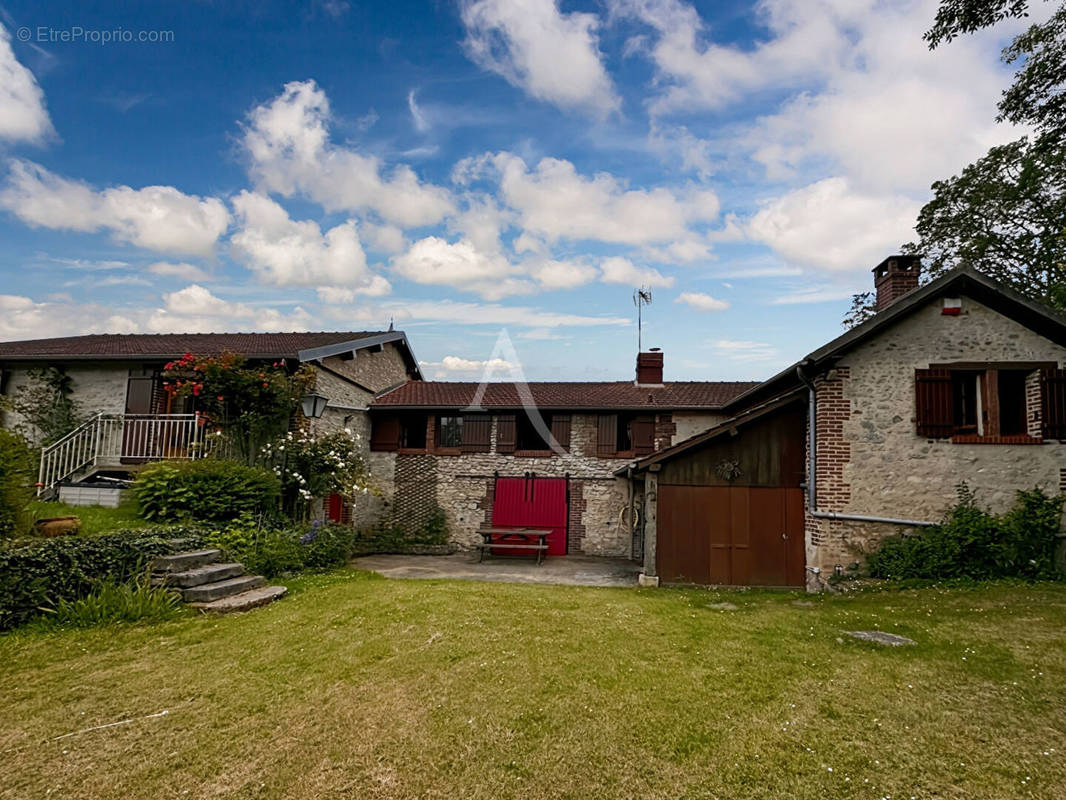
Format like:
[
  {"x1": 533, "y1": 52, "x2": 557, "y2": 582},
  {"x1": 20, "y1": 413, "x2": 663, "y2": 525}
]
[
  {"x1": 636, "y1": 349, "x2": 664, "y2": 385},
  {"x1": 872, "y1": 255, "x2": 921, "y2": 311}
]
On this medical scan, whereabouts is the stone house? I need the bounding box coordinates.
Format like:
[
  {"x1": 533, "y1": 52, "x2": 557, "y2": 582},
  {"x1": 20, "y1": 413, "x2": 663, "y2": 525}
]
[
  {"x1": 628, "y1": 258, "x2": 1066, "y2": 590},
  {"x1": 365, "y1": 365, "x2": 757, "y2": 556},
  {"x1": 0, "y1": 330, "x2": 420, "y2": 508}
]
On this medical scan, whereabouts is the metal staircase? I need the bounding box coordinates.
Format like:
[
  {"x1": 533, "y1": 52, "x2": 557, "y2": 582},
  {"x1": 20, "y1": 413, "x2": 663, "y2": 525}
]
[{"x1": 37, "y1": 413, "x2": 211, "y2": 497}]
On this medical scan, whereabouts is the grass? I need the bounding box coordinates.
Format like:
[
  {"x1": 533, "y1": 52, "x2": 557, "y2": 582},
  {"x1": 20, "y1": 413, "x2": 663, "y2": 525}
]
[
  {"x1": 1, "y1": 575, "x2": 1064, "y2": 799},
  {"x1": 29, "y1": 499, "x2": 149, "y2": 536}
]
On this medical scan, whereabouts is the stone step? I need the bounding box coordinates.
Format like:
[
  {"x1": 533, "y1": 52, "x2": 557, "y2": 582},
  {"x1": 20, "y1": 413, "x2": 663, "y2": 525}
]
[
  {"x1": 166, "y1": 562, "x2": 245, "y2": 588},
  {"x1": 190, "y1": 585, "x2": 288, "y2": 614},
  {"x1": 166, "y1": 538, "x2": 199, "y2": 550},
  {"x1": 181, "y1": 574, "x2": 266, "y2": 603},
  {"x1": 154, "y1": 549, "x2": 220, "y2": 573}
]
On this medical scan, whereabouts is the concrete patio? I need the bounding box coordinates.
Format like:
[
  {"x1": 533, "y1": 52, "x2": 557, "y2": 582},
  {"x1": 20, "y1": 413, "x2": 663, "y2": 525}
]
[{"x1": 350, "y1": 553, "x2": 642, "y2": 588}]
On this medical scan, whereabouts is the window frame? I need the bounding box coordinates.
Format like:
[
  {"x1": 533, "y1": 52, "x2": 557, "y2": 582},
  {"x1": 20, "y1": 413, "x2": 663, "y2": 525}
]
[{"x1": 919, "y1": 361, "x2": 1053, "y2": 444}]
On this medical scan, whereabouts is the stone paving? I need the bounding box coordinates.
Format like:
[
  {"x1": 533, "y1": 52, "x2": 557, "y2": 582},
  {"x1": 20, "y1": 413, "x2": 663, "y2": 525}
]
[{"x1": 350, "y1": 553, "x2": 642, "y2": 588}]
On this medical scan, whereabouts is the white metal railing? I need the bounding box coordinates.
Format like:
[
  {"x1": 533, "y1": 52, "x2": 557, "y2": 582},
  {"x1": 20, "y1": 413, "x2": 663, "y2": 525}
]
[{"x1": 37, "y1": 413, "x2": 211, "y2": 496}]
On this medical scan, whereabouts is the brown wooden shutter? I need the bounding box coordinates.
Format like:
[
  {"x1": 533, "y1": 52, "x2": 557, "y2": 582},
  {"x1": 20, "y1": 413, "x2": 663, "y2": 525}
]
[
  {"x1": 461, "y1": 414, "x2": 491, "y2": 452},
  {"x1": 597, "y1": 414, "x2": 618, "y2": 456},
  {"x1": 632, "y1": 415, "x2": 655, "y2": 455},
  {"x1": 1041, "y1": 368, "x2": 1066, "y2": 439},
  {"x1": 496, "y1": 414, "x2": 516, "y2": 453},
  {"x1": 550, "y1": 414, "x2": 571, "y2": 452},
  {"x1": 914, "y1": 368, "x2": 954, "y2": 438},
  {"x1": 369, "y1": 415, "x2": 400, "y2": 451}
]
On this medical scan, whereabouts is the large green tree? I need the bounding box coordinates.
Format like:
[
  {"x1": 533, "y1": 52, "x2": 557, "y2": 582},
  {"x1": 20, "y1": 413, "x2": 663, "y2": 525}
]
[{"x1": 904, "y1": 135, "x2": 1066, "y2": 308}]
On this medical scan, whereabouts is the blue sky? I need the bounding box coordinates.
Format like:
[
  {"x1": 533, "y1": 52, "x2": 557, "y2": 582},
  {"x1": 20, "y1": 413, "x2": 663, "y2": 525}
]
[{"x1": 0, "y1": 0, "x2": 1036, "y2": 381}]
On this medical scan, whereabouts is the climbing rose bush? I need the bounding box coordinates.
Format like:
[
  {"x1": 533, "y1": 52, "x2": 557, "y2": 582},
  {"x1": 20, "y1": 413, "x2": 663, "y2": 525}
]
[
  {"x1": 260, "y1": 428, "x2": 373, "y2": 519},
  {"x1": 161, "y1": 351, "x2": 314, "y2": 464}
]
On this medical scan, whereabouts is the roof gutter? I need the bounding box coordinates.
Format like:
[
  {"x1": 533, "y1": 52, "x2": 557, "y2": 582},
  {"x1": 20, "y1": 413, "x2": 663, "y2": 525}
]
[{"x1": 796, "y1": 362, "x2": 935, "y2": 528}]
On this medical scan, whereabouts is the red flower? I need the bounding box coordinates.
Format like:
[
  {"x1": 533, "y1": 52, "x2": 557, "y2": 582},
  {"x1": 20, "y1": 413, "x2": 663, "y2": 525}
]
[{"x1": 216, "y1": 395, "x2": 224, "y2": 402}]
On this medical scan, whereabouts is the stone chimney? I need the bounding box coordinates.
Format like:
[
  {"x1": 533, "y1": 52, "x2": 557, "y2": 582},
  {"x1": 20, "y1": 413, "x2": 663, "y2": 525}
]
[
  {"x1": 636, "y1": 349, "x2": 664, "y2": 385},
  {"x1": 872, "y1": 255, "x2": 922, "y2": 311}
]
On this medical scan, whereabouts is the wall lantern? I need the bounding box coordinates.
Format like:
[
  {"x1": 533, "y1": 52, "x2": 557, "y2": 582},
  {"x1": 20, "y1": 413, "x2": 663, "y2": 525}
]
[{"x1": 301, "y1": 392, "x2": 330, "y2": 419}]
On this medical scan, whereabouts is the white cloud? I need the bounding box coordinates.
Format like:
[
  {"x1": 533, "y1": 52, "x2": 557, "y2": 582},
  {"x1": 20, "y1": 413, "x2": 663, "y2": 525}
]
[
  {"x1": 460, "y1": 0, "x2": 619, "y2": 116},
  {"x1": 0, "y1": 24, "x2": 54, "y2": 144},
  {"x1": 770, "y1": 284, "x2": 861, "y2": 305},
  {"x1": 361, "y1": 222, "x2": 406, "y2": 254},
  {"x1": 324, "y1": 297, "x2": 629, "y2": 329},
  {"x1": 229, "y1": 190, "x2": 390, "y2": 294},
  {"x1": 407, "y1": 89, "x2": 430, "y2": 133},
  {"x1": 243, "y1": 80, "x2": 454, "y2": 227},
  {"x1": 712, "y1": 339, "x2": 778, "y2": 362},
  {"x1": 420, "y1": 355, "x2": 519, "y2": 379},
  {"x1": 148, "y1": 284, "x2": 312, "y2": 332},
  {"x1": 471, "y1": 151, "x2": 719, "y2": 246},
  {"x1": 527, "y1": 258, "x2": 598, "y2": 290},
  {"x1": 613, "y1": 0, "x2": 854, "y2": 115},
  {"x1": 391, "y1": 236, "x2": 534, "y2": 300},
  {"x1": 146, "y1": 261, "x2": 213, "y2": 282},
  {"x1": 676, "y1": 291, "x2": 729, "y2": 311},
  {"x1": 0, "y1": 160, "x2": 229, "y2": 257},
  {"x1": 747, "y1": 177, "x2": 920, "y2": 274},
  {"x1": 599, "y1": 256, "x2": 675, "y2": 288},
  {"x1": 744, "y1": 0, "x2": 1035, "y2": 194}
]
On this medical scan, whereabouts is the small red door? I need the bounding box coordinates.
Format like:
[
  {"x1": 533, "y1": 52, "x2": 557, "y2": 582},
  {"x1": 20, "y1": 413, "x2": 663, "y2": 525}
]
[{"x1": 491, "y1": 476, "x2": 568, "y2": 556}]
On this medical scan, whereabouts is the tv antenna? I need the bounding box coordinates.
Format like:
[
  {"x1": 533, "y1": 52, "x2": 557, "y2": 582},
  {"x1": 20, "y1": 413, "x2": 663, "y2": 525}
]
[{"x1": 633, "y1": 286, "x2": 652, "y2": 352}]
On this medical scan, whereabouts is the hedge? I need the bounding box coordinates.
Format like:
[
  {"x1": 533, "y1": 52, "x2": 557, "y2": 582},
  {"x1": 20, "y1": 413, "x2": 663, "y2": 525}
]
[{"x1": 0, "y1": 525, "x2": 207, "y2": 630}]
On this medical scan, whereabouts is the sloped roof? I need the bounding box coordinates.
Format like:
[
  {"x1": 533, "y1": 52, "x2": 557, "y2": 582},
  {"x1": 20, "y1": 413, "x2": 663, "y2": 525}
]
[
  {"x1": 0, "y1": 331, "x2": 388, "y2": 361},
  {"x1": 371, "y1": 380, "x2": 759, "y2": 411},
  {"x1": 618, "y1": 390, "x2": 806, "y2": 474},
  {"x1": 724, "y1": 267, "x2": 1066, "y2": 412}
]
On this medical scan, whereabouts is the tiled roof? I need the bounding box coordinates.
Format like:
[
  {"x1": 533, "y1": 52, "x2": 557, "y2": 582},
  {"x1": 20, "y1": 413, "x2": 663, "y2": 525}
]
[
  {"x1": 0, "y1": 331, "x2": 386, "y2": 360},
  {"x1": 371, "y1": 380, "x2": 759, "y2": 411}
]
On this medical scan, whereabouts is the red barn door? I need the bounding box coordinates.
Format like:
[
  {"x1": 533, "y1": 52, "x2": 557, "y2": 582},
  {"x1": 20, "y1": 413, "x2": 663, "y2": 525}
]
[{"x1": 492, "y1": 476, "x2": 569, "y2": 556}]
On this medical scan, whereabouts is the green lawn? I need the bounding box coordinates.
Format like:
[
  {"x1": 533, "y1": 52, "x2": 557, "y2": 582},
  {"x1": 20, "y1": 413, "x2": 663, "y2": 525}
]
[{"x1": 2, "y1": 575, "x2": 1064, "y2": 799}]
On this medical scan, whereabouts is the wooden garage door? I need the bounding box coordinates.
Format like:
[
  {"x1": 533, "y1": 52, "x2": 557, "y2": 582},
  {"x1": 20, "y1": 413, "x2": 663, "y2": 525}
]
[{"x1": 657, "y1": 486, "x2": 804, "y2": 587}]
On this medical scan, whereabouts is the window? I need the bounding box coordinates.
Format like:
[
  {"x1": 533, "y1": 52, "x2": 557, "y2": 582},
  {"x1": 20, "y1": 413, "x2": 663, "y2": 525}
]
[
  {"x1": 399, "y1": 413, "x2": 427, "y2": 449},
  {"x1": 597, "y1": 413, "x2": 655, "y2": 456},
  {"x1": 916, "y1": 365, "x2": 1045, "y2": 441},
  {"x1": 516, "y1": 412, "x2": 552, "y2": 452},
  {"x1": 437, "y1": 415, "x2": 463, "y2": 448}
]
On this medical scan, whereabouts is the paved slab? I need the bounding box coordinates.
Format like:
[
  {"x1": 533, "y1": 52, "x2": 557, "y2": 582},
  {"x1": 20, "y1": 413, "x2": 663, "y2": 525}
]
[
  {"x1": 846, "y1": 630, "x2": 917, "y2": 646},
  {"x1": 351, "y1": 553, "x2": 642, "y2": 588}
]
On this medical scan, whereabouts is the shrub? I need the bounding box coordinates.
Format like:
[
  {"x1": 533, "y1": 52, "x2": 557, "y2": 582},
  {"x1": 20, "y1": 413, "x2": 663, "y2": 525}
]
[
  {"x1": 260, "y1": 429, "x2": 373, "y2": 520},
  {"x1": 0, "y1": 530, "x2": 195, "y2": 630},
  {"x1": 867, "y1": 485, "x2": 1065, "y2": 581},
  {"x1": 0, "y1": 428, "x2": 35, "y2": 538},
  {"x1": 34, "y1": 578, "x2": 183, "y2": 629},
  {"x1": 205, "y1": 517, "x2": 359, "y2": 577},
  {"x1": 133, "y1": 459, "x2": 280, "y2": 522}
]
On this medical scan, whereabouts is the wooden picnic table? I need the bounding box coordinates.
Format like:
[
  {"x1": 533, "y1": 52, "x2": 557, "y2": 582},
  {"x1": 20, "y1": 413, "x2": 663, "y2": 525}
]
[{"x1": 476, "y1": 527, "x2": 553, "y2": 565}]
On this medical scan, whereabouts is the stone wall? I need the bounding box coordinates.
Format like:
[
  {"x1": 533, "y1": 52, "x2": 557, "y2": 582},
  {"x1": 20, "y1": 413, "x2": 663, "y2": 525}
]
[
  {"x1": 306, "y1": 342, "x2": 412, "y2": 528},
  {"x1": 370, "y1": 412, "x2": 641, "y2": 557},
  {"x1": 806, "y1": 297, "x2": 1066, "y2": 578},
  {"x1": 1, "y1": 363, "x2": 133, "y2": 440}
]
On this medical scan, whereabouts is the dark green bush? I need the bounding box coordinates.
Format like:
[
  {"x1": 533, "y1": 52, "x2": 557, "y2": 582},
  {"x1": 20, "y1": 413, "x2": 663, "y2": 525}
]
[
  {"x1": 205, "y1": 517, "x2": 360, "y2": 577},
  {"x1": 133, "y1": 459, "x2": 280, "y2": 522},
  {"x1": 868, "y1": 486, "x2": 1065, "y2": 581},
  {"x1": 0, "y1": 529, "x2": 197, "y2": 630},
  {"x1": 0, "y1": 428, "x2": 35, "y2": 538}
]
